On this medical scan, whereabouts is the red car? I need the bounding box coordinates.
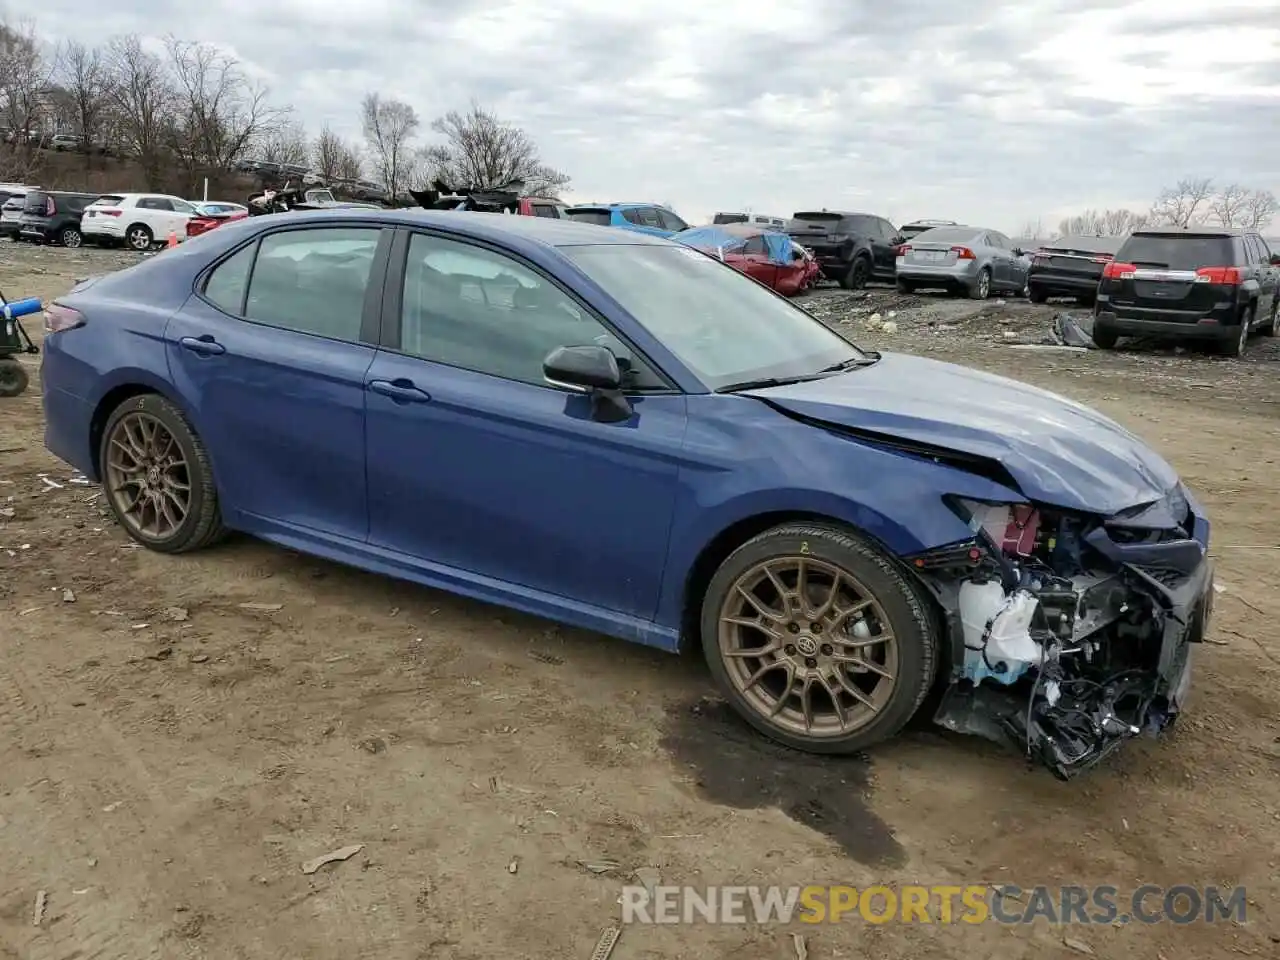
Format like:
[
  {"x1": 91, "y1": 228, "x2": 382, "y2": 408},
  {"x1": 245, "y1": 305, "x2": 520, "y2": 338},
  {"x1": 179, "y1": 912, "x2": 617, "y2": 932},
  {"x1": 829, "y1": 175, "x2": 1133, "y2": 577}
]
[
  {"x1": 675, "y1": 222, "x2": 821, "y2": 296},
  {"x1": 186, "y1": 203, "x2": 249, "y2": 238}
]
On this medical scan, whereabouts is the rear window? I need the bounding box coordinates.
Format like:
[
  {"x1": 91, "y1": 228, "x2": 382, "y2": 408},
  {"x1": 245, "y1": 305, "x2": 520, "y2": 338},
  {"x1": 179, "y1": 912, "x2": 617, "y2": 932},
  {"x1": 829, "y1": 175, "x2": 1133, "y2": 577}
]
[
  {"x1": 1116, "y1": 234, "x2": 1236, "y2": 270},
  {"x1": 713, "y1": 213, "x2": 748, "y2": 225},
  {"x1": 1044, "y1": 235, "x2": 1123, "y2": 255},
  {"x1": 22, "y1": 192, "x2": 49, "y2": 213},
  {"x1": 911, "y1": 226, "x2": 981, "y2": 244},
  {"x1": 566, "y1": 209, "x2": 612, "y2": 226}
]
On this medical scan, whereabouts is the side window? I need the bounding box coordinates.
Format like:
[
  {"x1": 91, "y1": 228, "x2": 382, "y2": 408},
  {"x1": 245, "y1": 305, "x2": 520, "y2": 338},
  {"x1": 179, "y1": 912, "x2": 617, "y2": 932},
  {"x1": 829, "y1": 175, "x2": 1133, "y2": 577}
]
[
  {"x1": 144, "y1": 197, "x2": 174, "y2": 211},
  {"x1": 202, "y1": 243, "x2": 257, "y2": 314},
  {"x1": 849, "y1": 216, "x2": 874, "y2": 237},
  {"x1": 621, "y1": 208, "x2": 644, "y2": 225},
  {"x1": 657, "y1": 208, "x2": 688, "y2": 232},
  {"x1": 171, "y1": 199, "x2": 196, "y2": 214},
  {"x1": 398, "y1": 232, "x2": 665, "y2": 390},
  {"x1": 1256, "y1": 235, "x2": 1273, "y2": 263},
  {"x1": 1239, "y1": 236, "x2": 1257, "y2": 264},
  {"x1": 637, "y1": 207, "x2": 663, "y2": 228},
  {"x1": 244, "y1": 227, "x2": 381, "y2": 340},
  {"x1": 741, "y1": 236, "x2": 767, "y2": 256},
  {"x1": 531, "y1": 204, "x2": 557, "y2": 218}
]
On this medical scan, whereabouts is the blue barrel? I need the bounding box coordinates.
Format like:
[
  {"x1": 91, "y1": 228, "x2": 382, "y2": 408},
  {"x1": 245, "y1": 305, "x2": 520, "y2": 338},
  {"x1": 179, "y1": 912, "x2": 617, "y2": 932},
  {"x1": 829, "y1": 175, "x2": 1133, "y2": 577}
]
[{"x1": 1, "y1": 298, "x2": 42, "y2": 320}]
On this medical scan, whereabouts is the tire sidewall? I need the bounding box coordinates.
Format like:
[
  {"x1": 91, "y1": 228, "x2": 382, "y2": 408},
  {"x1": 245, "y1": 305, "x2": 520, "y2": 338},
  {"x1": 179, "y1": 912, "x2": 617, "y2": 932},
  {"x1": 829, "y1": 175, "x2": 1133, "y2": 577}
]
[
  {"x1": 61, "y1": 227, "x2": 82, "y2": 248},
  {"x1": 699, "y1": 524, "x2": 933, "y2": 752},
  {"x1": 100, "y1": 394, "x2": 213, "y2": 551},
  {"x1": 127, "y1": 224, "x2": 153, "y2": 251},
  {"x1": 0, "y1": 360, "x2": 28, "y2": 396}
]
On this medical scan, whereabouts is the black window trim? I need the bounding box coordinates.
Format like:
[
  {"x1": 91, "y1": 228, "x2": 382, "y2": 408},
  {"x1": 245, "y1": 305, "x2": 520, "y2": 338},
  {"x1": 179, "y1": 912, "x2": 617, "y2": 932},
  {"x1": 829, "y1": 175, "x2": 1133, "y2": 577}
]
[
  {"x1": 193, "y1": 221, "x2": 393, "y2": 346},
  {"x1": 379, "y1": 225, "x2": 682, "y2": 396}
]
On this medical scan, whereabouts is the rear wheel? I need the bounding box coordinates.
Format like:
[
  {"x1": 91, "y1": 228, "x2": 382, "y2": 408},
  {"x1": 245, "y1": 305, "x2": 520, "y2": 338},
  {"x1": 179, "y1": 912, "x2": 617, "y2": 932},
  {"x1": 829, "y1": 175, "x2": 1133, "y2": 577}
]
[
  {"x1": 969, "y1": 268, "x2": 991, "y2": 300},
  {"x1": 0, "y1": 359, "x2": 28, "y2": 397},
  {"x1": 699, "y1": 523, "x2": 936, "y2": 754},
  {"x1": 100, "y1": 394, "x2": 227, "y2": 553},
  {"x1": 1219, "y1": 308, "x2": 1252, "y2": 357},
  {"x1": 59, "y1": 226, "x2": 82, "y2": 248},
  {"x1": 1092, "y1": 326, "x2": 1118, "y2": 349},
  {"x1": 125, "y1": 223, "x2": 153, "y2": 251},
  {"x1": 841, "y1": 257, "x2": 871, "y2": 290}
]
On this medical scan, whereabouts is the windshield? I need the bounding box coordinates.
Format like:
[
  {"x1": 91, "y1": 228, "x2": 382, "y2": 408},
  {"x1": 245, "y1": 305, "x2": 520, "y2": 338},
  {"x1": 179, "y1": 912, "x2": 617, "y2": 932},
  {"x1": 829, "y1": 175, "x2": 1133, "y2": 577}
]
[
  {"x1": 561, "y1": 244, "x2": 863, "y2": 389},
  {"x1": 1116, "y1": 234, "x2": 1235, "y2": 270}
]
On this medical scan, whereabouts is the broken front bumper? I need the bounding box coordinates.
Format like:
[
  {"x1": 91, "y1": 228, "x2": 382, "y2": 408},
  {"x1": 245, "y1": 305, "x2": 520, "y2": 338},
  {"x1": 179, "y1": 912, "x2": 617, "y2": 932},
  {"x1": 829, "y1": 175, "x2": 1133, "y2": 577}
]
[{"x1": 921, "y1": 488, "x2": 1214, "y2": 779}]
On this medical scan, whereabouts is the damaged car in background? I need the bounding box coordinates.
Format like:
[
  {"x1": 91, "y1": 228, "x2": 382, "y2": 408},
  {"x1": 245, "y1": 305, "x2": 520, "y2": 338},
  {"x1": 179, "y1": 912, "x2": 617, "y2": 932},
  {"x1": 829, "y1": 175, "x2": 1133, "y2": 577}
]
[{"x1": 37, "y1": 212, "x2": 1212, "y2": 781}]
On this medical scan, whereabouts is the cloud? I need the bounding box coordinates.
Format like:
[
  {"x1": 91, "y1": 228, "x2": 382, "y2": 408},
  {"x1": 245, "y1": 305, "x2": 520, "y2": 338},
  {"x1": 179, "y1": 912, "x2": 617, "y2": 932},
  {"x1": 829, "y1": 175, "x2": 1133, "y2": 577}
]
[{"x1": 15, "y1": 0, "x2": 1280, "y2": 230}]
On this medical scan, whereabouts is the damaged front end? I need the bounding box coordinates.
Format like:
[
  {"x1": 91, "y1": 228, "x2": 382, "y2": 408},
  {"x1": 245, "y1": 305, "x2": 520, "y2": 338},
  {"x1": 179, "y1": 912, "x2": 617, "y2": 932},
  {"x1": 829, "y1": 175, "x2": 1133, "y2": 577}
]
[{"x1": 909, "y1": 489, "x2": 1213, "y2": 779}]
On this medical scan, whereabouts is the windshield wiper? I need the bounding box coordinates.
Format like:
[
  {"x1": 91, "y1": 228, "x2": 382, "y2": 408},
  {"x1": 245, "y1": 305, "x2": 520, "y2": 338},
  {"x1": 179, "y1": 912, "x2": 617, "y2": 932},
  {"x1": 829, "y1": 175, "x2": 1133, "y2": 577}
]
[{"x1": 816, "y1": 352, "x2": 880, "y2": 374}]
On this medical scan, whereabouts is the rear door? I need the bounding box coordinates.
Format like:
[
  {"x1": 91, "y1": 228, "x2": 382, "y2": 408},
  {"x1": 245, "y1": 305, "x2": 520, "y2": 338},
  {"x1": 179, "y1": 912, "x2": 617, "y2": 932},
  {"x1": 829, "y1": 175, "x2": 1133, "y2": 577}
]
[
  {"x1": 165, "y1": 224, "x2": 390, "y2": 537},
  {"x1": 870, "y1": 218, "x2": 899, "y2": 277},
  {"x1": 1110, "y1": 233, "x2": 1239, "y2": 322}
]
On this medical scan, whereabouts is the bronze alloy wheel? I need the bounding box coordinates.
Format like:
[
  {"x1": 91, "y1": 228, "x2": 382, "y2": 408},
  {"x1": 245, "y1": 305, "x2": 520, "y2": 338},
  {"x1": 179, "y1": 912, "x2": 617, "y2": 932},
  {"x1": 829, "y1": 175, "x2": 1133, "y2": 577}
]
[
  {"x1": 717, "y1": 556, "x2": 898, "y2": 738},
  {"x1": 104, "y1": 411, "x2": 192, "y2": 539}
]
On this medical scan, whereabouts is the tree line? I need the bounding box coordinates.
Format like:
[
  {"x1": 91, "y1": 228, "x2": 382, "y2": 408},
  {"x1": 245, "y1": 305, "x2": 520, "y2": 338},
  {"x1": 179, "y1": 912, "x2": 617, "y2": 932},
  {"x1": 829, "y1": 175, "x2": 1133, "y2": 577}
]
[
  {"x1": 1021, "y1": 177, "x2": 1277, "y2": 240},
  {"x1": 0, "y1": 18, "x2": 570, "y2": 199}
]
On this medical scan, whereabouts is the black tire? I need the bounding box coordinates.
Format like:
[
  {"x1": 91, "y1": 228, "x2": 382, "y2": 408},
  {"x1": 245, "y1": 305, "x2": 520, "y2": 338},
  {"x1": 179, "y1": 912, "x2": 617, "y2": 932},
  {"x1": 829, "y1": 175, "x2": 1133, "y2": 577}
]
[
  {"x1": 99, "y1": 393, "x2": 228, "y2": 553},
  {"x1": 895, "y1": 278, "x2": 914, "y2": 294},
  {"x1": 1262, "y1": 298, "x2": 1278, "y2": 337},
  {"x1": 125, "y1": 223, "x2": 153, "y2": 252},
  {"x1": 699, "y1": 522, "x2": 937, "y2": 755},
  {"x1": 0, "y1": 359, "x2": 28, "y2": 397},
  {"x1": 969, "y1": 267, "x2": 991, "y2": 300},
  {"x1": 1091, "y1": 326, "x2": 1118, "y2": 349},
  {"x1": 840, "y1": 257, "x2": 871, "y2": 290},
  {"x1": 1218, "y1": 308, "x2": 1251, "y2": 357},
  {"x1": 1027, "y1": 285, "x2": 1048, "y2": 304}
]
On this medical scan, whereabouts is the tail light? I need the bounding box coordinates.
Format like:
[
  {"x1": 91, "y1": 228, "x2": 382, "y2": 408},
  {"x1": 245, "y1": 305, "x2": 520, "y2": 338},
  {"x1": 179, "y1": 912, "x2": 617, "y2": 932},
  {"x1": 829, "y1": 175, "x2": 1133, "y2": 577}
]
[
  {"x1": 1090, "y1": 252, "x2": 1114, "y2": 263},
  {"x1": 1102, "y1": 261, "x2": 1137, "y2": 280},
  {"x1": 44, "y1": 303, "x2": 85, "y2": 333},
  {"x1": 894, "y1": 244, "x2": 910, "y2": 256},
  {"x1": 1195, "y1": 266, "x2": 1241, "y2": 285},
  {"x1": 98, "y1": 209, "x2": 121, "y2": 217},
  {"x1": 950, "y1": 246, "x2": 975, "y2": 259}
]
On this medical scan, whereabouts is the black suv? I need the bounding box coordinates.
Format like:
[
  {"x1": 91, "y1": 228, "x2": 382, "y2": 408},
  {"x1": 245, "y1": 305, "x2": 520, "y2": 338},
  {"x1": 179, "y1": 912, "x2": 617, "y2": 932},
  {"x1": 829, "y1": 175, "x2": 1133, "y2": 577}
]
[
  {"x1": 18, "y1": 190, "x2": 101, "y2": 247},
  {"x1": 786, "y1": 211, "x2": 901, "y2": 289},
  {"x1": 1094, "y1": 229, "x2": 1280, "y2": 356},
  {"x1": 1027, "y1": 234, "x2": 1124, "y2": 305}
]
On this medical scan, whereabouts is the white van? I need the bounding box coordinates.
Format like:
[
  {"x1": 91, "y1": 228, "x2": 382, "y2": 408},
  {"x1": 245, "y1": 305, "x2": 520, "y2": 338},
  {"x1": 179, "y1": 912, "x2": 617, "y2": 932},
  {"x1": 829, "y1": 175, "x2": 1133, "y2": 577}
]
[{"x1": 712, "y1": 211, "x2": 788, "y2": 231}]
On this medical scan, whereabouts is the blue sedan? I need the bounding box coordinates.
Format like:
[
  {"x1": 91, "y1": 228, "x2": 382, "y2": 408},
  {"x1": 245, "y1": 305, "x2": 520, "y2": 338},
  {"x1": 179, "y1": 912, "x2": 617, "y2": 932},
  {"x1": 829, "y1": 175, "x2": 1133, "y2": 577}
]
[{"x1": 39, "y1": 210, "x2": 1215, "y2": 777}]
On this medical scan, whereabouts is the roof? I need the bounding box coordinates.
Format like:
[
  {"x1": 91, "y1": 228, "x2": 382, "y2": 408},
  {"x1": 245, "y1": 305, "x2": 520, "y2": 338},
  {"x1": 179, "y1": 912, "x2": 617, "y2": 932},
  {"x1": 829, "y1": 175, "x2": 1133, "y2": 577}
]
[
  {"x1": 231, "y1": 208, "x2": 673, "y2": 248},
  {"x1": 564, "y1": 201, "x2": 668, "y2": 211},
  {"x1": 1131, "y1": 227, "x2": 1251, "y2": 237}
]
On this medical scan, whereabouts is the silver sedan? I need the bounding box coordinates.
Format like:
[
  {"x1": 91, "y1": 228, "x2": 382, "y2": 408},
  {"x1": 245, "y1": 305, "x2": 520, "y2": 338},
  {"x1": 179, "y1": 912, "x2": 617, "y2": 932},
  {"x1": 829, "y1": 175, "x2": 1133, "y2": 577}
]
[{"x1": 895, "y1": 225, "x2": 1029, "y2": 299}]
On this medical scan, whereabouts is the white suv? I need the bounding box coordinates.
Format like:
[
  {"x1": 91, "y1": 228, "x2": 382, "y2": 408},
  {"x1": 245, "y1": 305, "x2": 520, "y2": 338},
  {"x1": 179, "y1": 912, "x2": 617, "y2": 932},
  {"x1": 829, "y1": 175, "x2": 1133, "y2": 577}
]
[{"x1": 81, "y1": 193, "x2": 199, "y2": 250}]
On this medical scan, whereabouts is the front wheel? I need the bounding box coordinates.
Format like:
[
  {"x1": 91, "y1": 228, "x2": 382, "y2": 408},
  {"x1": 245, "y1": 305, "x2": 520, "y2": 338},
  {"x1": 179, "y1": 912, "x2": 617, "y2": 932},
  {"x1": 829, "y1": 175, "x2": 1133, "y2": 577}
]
[
  {"x1": 700, "y1": 523, "x2": 936, "y2": 754},
  {"x1": 100, "y1": 393, "x2": 228, "y2": 553}
]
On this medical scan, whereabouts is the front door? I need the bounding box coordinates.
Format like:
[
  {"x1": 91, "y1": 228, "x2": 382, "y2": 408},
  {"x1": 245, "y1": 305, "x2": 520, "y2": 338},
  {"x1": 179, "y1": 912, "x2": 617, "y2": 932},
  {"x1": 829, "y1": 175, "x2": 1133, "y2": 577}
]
[
  {"x1": 363, "y1": 229, "x2": 688, "y2": 622},
  {"x1": 165, "y1": 224, "x2": 388, "y2": 537}
]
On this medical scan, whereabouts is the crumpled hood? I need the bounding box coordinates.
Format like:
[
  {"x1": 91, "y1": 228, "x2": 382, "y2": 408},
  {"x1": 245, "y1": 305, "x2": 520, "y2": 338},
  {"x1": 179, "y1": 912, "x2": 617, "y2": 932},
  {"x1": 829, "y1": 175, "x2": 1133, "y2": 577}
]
[{"x1": 745, "y1": 352, "x2": 1179, "y2": 515}]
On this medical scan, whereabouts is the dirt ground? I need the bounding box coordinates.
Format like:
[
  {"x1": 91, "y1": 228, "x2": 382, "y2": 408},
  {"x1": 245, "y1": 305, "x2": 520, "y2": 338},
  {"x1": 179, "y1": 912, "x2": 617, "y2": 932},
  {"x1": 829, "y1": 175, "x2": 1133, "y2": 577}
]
[{"x1": 1, "y1": 241, "x2": 1278, "y2": 960}]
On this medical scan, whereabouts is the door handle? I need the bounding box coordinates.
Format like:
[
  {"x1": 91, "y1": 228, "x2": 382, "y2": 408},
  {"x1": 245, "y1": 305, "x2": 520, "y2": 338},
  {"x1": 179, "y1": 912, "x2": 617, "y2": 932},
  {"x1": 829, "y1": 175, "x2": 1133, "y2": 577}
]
[
  {"x1": 369, "y1": 378, "x2": 431, "y2": 404},
  {"x1": 179, "y1": 335, "x2": 225, "y2": 356}
]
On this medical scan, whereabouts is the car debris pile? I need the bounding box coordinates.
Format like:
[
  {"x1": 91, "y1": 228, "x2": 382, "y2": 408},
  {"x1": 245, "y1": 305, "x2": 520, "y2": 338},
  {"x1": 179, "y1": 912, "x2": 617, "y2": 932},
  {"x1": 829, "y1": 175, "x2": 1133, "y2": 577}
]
[{"x1": 918, "y1": 488, "x2": 1212, "y2": 779}]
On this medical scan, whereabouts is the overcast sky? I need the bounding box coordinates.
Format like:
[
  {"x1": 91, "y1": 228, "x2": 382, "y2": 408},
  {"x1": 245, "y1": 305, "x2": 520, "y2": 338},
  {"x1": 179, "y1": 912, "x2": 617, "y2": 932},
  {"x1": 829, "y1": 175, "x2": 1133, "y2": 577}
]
[{"x1": 14, "y1": 0, "x2": 1280, "y2": 232}]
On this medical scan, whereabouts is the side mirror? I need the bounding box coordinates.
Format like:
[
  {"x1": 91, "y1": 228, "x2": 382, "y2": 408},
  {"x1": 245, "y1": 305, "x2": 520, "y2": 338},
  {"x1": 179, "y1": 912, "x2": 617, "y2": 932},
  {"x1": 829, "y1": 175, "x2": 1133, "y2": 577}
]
[
  {"x1": 543, "y1": 344, "x2": 621, "y2": 393},
  {"x1": 890, "y1": 235, "x2": 905, "y2": 245}
]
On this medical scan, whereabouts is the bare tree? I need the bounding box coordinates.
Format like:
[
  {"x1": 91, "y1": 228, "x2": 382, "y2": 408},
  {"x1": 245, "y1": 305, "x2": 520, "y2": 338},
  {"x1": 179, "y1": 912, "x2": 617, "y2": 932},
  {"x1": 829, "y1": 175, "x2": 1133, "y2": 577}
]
[
  {"x1": 1239, "y1": 189, "x2": 1278, "y2": 231},
  {"x1": 57, "y1": 40, "x2": 112, "y2": 163},
  {"x1": 361, "y1": 93, "x2": 418, "y2": 197},
  {"x1": 0, "y1": 19, "x2": 52, "y2": 177},
  {"x1": 1016, "y1": 218, "x2": 1046, "y2": 241},
  {"x1": 313, "y1": 125, "x2": 363, "y2": 182},
  {"x1": 1207, "y1": 183, "x2": 1250, "y2": 228},
  {"x1": 259, "y1": 119, "x2": 309, "y2": 166},
  {"x1": 421, "y1": 101, "x2": 570, "y2": 197},
  {"x1": 165, "y1": 37, "x2": 280, "y2": 190},
  {"x1": 1149, "y1": 177, "x2": 1215, "y2": 227},
  {"x1": 106, "y1": 35, "x2": 175, "y2": 188}
]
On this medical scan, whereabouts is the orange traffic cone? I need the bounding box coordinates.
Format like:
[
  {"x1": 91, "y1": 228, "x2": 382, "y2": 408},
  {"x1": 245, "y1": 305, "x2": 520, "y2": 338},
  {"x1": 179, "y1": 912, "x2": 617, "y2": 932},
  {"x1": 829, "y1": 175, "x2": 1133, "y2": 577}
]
[{"x1": 167, "y1": 229, "x2": 178, "y2": 248}]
